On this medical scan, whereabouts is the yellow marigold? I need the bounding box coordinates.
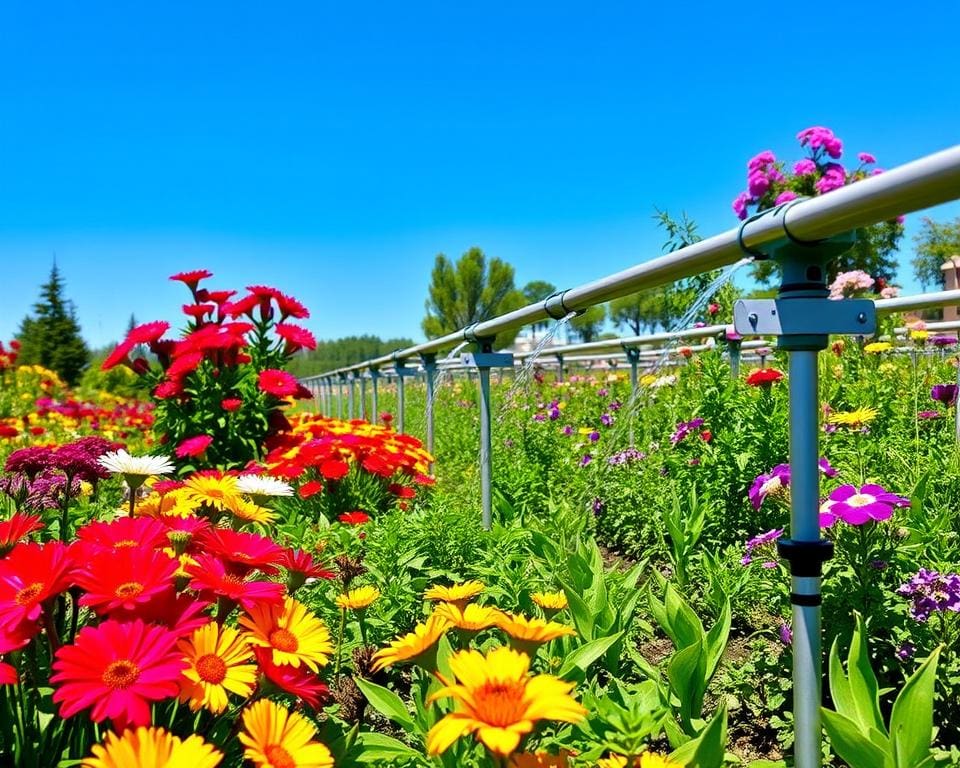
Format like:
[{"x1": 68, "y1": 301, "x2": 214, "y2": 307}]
[
  {"x1": 598, "y1": 754, "x2": 682, "y2": 768},
  {"x1": 239, "y1": 699, "x2": 333, "y2": 768},
  {"x1": 227, "y1": 497, "x2": 277, "y2": 525},
  {"x1": 239, "y1": 596, "x2": 333, "y2": 672},
  {"x1": 135, "y1": 488, "x2": 202, "y2": 518},
  {"x1": 496, "y1": 613, "x2": 577, "y2": 651},
  {"x1": 81, "y1": 726, "x2": 222, "y2": 768},
  {"x1": 598, "y1": 757, "x2": 628, "y2": 768},
  {"x1": 911, "y1": 329, "x2": 929, "y2": 341},
  {"x1": 864, "y1": 341, "x2": 891, "y2": 354},
  {"x1": 434, "y1": 602, "x2": 504, "y2": 632},
  {"x1": 424, "y1": 580, "x2": 484, "y2": 609},
  {"x1": 426, "y1": 646, "x2": 586, "y2": 757},
  {"x1": 827, "y1": 407, "x2": 878, "y2": 426},
  {"x1": 372, "y1": 614, "x2": 451, "y2": 672},
  {"x1": 183, "y1": 474, "x2": 242, "y2": 513},
  {"x1": 178, "y1": 622, "x2": 257, "y2": 714},
  {"x1": 531, "y1": 591, "x2": 568, "y2": 612},
  {"x1": 335, "y1": 585, "x2": 380, "y2": 610}
]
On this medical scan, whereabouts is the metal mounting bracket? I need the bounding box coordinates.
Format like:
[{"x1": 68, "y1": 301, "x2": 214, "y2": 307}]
[
  {"x1": 461, "y1": 352, "x2": 514, "y2": 369},
  {"x1": 734, "y1": 298, "x2": 876, "y2": 337}
]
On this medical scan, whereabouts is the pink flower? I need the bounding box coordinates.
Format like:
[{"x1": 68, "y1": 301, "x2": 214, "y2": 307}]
[
  {"x1": 747, "y1": 150, "x2": 777, "y2": 172},
  {"x1": 175, "y1": 435, "x2": 213, "y2": 459},
  {"x1": 775, "y1": 190, "x2": 798, "y2": 205},
  {"x1": 815, "y1": 163, "x2": 847, "y2": 194},
  {"x1": 732, "y1": 192, "x2": 751, "y2": 221},
  {"x1": 858, "y1": 152, "x2": 876, "y2": 164},
  {"x1": 793, "y1": 159, "x2": 817, "y2": 176},
  {"x1": 748, "y1": 172, "x2": 771, "y2": 198}
]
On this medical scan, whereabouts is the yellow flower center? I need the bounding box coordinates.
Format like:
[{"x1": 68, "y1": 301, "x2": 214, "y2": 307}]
[
  {"x1": 269, "y1": 628, "x2": 299, "y2": 652},
  {"x1": 114, "y1": 539, "x2": 139, "y2": 548},
  {"x1": 115, "y1": 581, "x2": 144, "y2": 598},
  {"x1": 265, "y1": 744, "x2": 296, "y2": 768},
  {"x1": 101, "y1": 659, "x2": 140, "y2": 689},
  {"x1": 474, "y1": 680, "x2": 527, "y2": 726},
  {"x1": 15, "y1": 582, "x2": 44, "y2": 606},
  {"x1": 847, "y1": 493, "x2": 874, "y2": 508},
  {"x1": 195, "y1": 653, "x2": 227, "y2": 684}
]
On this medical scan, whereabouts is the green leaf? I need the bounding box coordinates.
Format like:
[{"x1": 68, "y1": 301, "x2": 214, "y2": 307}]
[
  {"x1": 890, "y1": 647, "x2": 940, "y2": 768},
  {"x1": 663, "y1": 583, "x2": 703, "y2": 650},
  {"x1": 828, "y1": 635, "x2": 857, "y2": 723},
  {"x1": 353, "y1": 677, "x2": 416, "y2": 733},
  {"x1": 561, "y1": 579, "x2": 595, "y2": 639},
  {"x1": 353, "y1": 731, "x2": 423, "y2": 761},
  {"x1": 669, "y1": 702, "x2": 728, "y2": 768},
  {"x1": 847, "y1": 614, "x2": 885, "y2": 734},
  {"x1": 703, "y1": 598, "x2": 730, "y2": 681},
  {"x1": 667, "y1": 638, "x2": 707, "y2": 731},
  {"x1": 558, "y1": 633, "x2": 623, "y2": 679},
  {"x1": 822, "y1": 709, "x2": 892, "y2": 768}
]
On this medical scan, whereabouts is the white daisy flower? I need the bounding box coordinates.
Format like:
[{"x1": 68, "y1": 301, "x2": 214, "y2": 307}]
[
  {"x1": 98, "y1": 449, "x2": 176, "y2": 479},
  {"x1": 235, "y1": 475, "x2": 294, "y2": 498}
]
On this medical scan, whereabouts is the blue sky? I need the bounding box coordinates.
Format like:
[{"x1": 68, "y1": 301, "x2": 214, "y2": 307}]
[{"x1": 1, "y1": 1, "x2": 958, "y2": 349}]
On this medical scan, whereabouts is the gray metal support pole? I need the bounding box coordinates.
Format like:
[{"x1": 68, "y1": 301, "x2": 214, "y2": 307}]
[
  {"x1": 348, "y1": 374, "x2": 355, "y2": 419},
  {"x1": 955, "y1": 353, "x2": 960, "y2": 445},
  {"x1": 422, "y1": 354, "x2": 437, "y2": 456},
  {"x1": 728, "y1": 338, "x2": 742, "y2": 379},
  {"x1": 625, "y1": 346, "x2": 640, "y2": 448},
  {"x1": 555, "y1": 353, "x2": 564, "y2": 383},
  {"x1": 396, "y1": 369, "x2": 408, "y2": 434},
  {"x1": 370, "y1": 368, "x2": 380, "y2": 424},
  {"x1": 359, "y1": 374, "x2": 368, "y2": 421},
  {"x1": 788, "y1": 350, "x2": 822, "y2": 768},
  {"x1": 339, "y1": 375, "x2": 347, "y2": 419},
  {"x1": 478, "y1": 364, "x2": 493, "y2": 530}
]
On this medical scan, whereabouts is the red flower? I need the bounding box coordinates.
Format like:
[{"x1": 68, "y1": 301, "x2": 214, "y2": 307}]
[
  {"x1": 167, "y1": 351, "x2": 204, "y2": 378},
  {"x1": 75, "y1": 548, "x2": 178, "y2": 615},
  {"x1": 152, "y1": 479, "x2": 185, "y2": 495},
  {"x1": 388, "y1": 484, "x2": 416, "y2": 499},
  {"x1": 0, "y1": 662, "x2": 16, "y2": 685},
  {"x1": 126, "y1": 321, "x2": 171, "y2": 346},
  {"x1": 380, "y1": 412, "x2": 393, "y2": 425},
  {"x1": 298, "y1": 479, "x2": 323, "y2": 499},
  {"x1": 279, "y1": 548, "x2": 335, "y2": 580},
  {"x1": 258, "y1": 369, "x2": 300, "y2": 398},
  {"x1": 100, "y1": 339, "x2": 136, "y2": 371},
  {"x1": 338, "y1": 511, "x2": 370, "y2": 526},
  {"x1": 170, "y1": 270, "x2": 213, "y2": 289},
  {"x1": 221, "y1": 398, "x2": 243, "y2": 412},
  {"x1": 222, "y1": 293, "x2": 259, "y2": 318},
  {"x1": 51, "y1": 619, "x2": 185, "y2": 730},
  {"x1": 0, "y1": 425, "x2": 18, "y2": 438},
  {"x1": 0, "y1": 514, "x2": 43, "y2": 556},
  {"x1": 75, "y1": 517, "x2": 168, "y2": 554},
  {"x1": 700, "y1": 430, "x2": 712, "y2": 443},
  {"x1": 111, "y1": 590, "x2": 212, "y2": 638},
  {"x1": 154, "y1": 380, "x2": 185, "y2": 400},
  {"x1": 319, "y1": 459, "x2": 350, "y2": 481},
  {"x1": 276, "y1": 293, "x2": 310, "y2": 320},
  {"x1": 182, "y1": 303, "x2": 215, "y2": 320},
  {"x1": 746, "y1": 368, "x2": 785, "y2": 387},
  {"x1": 254, "y1": 647, "x2": 327, "y2": 708},
  {"x1": 275, "y1": 323, "x2": 317, "y2": 352},
  {"x1": 196, "y1": 288, "x2": 236, "y2": 305},
  {"x1": 200, "y1": 529, "x2": 285, "y2": 576},
  {"x1": 187, "y1": 554, "x2": 285, "y2": 611},
  {"x1": 361, "y1": 454, "x2": 394, "y2": 478},
  {"x1": 176, "y1": 435, "x2": 213, "y2": 459},
  {"x1": 0, "y1": 542, "x2": 74, "y2": 631}
]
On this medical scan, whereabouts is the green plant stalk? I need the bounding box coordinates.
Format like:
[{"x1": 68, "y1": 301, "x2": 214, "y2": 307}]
[{"x1": 334, "y1": 608, "x2": 346, "y2": 683}]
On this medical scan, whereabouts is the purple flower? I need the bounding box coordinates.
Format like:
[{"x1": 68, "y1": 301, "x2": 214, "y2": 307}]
[
  {"x1": 748, "y1": 464, "x2": 790, "y2": 510},
  {"x1": 930, "y1": 335, "x2": 957, "y2": 347},
  {"x1": 4, "y1": 446, "x2": 54, "y2": 480},
  {"x1": 671, "y1": 418, "x2": 705, "y2": 445},
  {"x1": 931, "y1": 383, "x2": 958, "y2": 407},
  {"x1": 820, "y1": 483, "x2": 910, "y2": 527},
  {"x1": 592, "y1": 497, "x2": 604, "y2": 515},
  {"x1": 896, "y1": 642, "x2": 915, "y2": 661},
  {"x1": 818, "y1": 457, "x2": 839, "y2": 478},
  {"x1": 779, "y1": 622, "x2": 792, "y2": 646},
  {"x1": 597, "y1": 388, "x2": 608, "y2": 397},
  {"x1": 732, "y1": 192, "x2": 751, "y2": 221},
  {"x1": 815, "y1": 162, "x2": 847, "y2": 194},
  {"x1": 793, "y1": 159, "x2": 817, "y2": 176},
  {"x1": 588, "y1": 431, "x2": 600, "y2": 442},
  {"x1": 857, "y1": 152, "x2": 876, "y2": 165},
  {"x1": 748, "y1": 172, "x2": 771, "y2": 198},
  {"x1": 918, "y1": 410, "x2": 943, "y2": 420},
  {"x1": 870, "y1": 167, "x2": 885, "y2": 176},
  {"x1": 533, "y1": 412, "x2": 546, "y2": 422},
  {"x1": 608, "y1": 401, "x2": 621, "y2": 412},
  {"x1": 746, "y1": 527, "x2": 785, "y2": 551},
  {"x1": 748, "y1": 150, "x2": 777, "y2": 172},
  {"x1": 600, "y1": 413, "x2": 614, "y2": 427},
  {"x1": 579, "y1": 454, "x2": 593, "y2": 467},
  {"x1": 897, "y1": 569, "x2": 960, "y2": 622},
  {"x1": 608, "y1": 448, "x2": 646, "y2": 466},
  {"x1": 775, "y1": 190, "x2": 798, "y2": 205}
]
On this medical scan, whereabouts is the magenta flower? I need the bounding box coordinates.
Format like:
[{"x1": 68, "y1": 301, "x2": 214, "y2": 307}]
[
  {"x1": 897, "y1": 569, "x2": 960, "y2": 622},
  {"x1": 748, "y1": 464, "x2": 790, "y2": 510},
  {"x1": 931, "y1": 383, "x2": 958, "y2": 407},
  {"x1": 732, "y1": 192, "x2": 751, "y2": 220},
  {"x1": 818, "y1": 457, "x2": 838, "y2": 478},
  {"x1": 820, "y1": 484, "x2": 909, "y2": 527},
  {"x1": 793, "y1": 159, "x2": 817, "y2": 176},
  {"x1": 815, "y1": 162, "x2": 847, "y2": 194},
  {"x1": 748, "y1": 172, "x2": 771, "y2": 198},
  {"x1": 775, "y1": 190, "x2": 798, "y2": 205},
  {"x1": 778, "y1": 622, "x2": 792, "y2": 646},
  {"x1": 747, "y1": 150, "x2": 777, "y2": 171},
  {"x1": 857, "y1": 152, "x2": 876, "y2": 164}
]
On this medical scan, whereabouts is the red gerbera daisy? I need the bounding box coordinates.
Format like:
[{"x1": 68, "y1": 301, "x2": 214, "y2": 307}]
[
  {"x1": 297, "y1": 479, "x2": 323, "y2": 498},
  {"x1": 338, "y1": 511, "x2": 370, "y2": 526},
  {"x1": 100, "y1": 339, "x2": 136, "y2": 371},
  {"x1": 170, "y1": 270, "x2": 213, "y2": 289},
  {"x1": 388, "y1": 483, "x2": 416, "y2": 500},
  {"x1": 746, "y1": 368, "x2": 785, "y2": 387},
  {"x1": 0, "y1": 662, "x2": 16, "y2": 685},
  {"x1": 257, "y1": 369, "x2": 300, "y2": 398},
  {"x1": 254, "y1": 647, "x2": 328, "y2": 708},
  {"x1": 279, "y1": 548, "x2": 335, "y2": 581},
  {"x1": 76, "y1": 547, "x2": 178, "y2": 615},
  {"x1": 176, "y1": 435, "x2": 213, "y2": 459},
  {"x1": 275, "y1": 324, "x2": 317, "y2": 353},
  {"x1": 319, "y1": 459, "x2": 350, "y2": 481},
  {"x1": 200, "y1": 529, "x2": 285, "y2": 576},
  {"x1": 221, "y1": 398, "x2": 243, "y2": 412},
  {"x1": 0, "y1": 617, "x2": 36, "y2": 653},
  {"x1": 112, "y1": 589, "x2": 212, "y2": 638},
  {"x1": 153, "y1": 479, "x2": 185, "y2": 495},
  {"x1": 0, "y1": 514, "x2": 43, "y2": 556},
  {"x1": 51, "y1": 619, "x2": 185, "y2": 730},
  {"x1": 75, "y1": 517, "x2": 169, "y2": 554},
  {"x1": 0, "y1": 542, "x2": 74, "y2": 631},
  {"x1": 187, "y1": 554, "x2": 285, "y2": 611}
]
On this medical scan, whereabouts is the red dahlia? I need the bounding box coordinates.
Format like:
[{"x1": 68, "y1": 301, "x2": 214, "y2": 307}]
[
  {"x1": 746, "y1": 368, "x2": 785, "y2": 387},
  {"x1": 258, "y1": 369, "x2": 300, "y2": 398}
]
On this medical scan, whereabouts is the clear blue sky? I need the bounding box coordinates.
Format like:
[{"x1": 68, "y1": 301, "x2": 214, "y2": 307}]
[{"x1": 1, "y1": 1, "x2": 958, "y2": 349}]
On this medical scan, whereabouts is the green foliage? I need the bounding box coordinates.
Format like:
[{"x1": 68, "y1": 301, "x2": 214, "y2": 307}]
[
  {"x1": 16, "y1": 265, "x2": 90, "y2": 385},
  {"x1": 422, "y1": 246, "x2": 525, "y2": 350},
  {"x1": 912, "y1": 215, "x2": 960, "y2": 290},
  {"x1": 568, "y1": 304, "x2": 608, "y2": 343},
  {"x1": 286, "y1": 335, "x2": 415, "y2": 378},
  {"x1": 523, "y1": 280, "x2": 558, "y2": 338},
  {"x1": 78, "y1": 347, "x2": 151, "y2": 398}
]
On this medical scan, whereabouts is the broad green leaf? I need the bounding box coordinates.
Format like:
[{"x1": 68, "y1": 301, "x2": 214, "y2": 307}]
[
  {"x1": 847, "y1": 614, "x2": 885, "y2": 734},
  {"x1": 828, "y1": 635, "x2": 857, "y2": 722},
  {"x1": 667, "y1": 638, "x2": 707, "y2": 731},
  {"x1": 704, "y1": 598, "x2": 731, "y2": 681},
  {"x1": 890, "y1": 647, "x2": 940, "y2": 768},
  {"x1": 669, "y1": 702, "x2": 728, "y2": 768},
  {"x1": 558, "y1": 633, "x2": 623, "y2": 679},
  {"x1": 353, "y1": 677, "x2": 416, "y2": 733},
  {"x1": 822, "y1": 709, "x2": 892, "y2": 768},
  {"x1": 353, "y1": 731, "x2": 423, "y2": 761},
  {"x1": 561, "y1": 580, "x2": 595, "y2": 639},
  {"x1": 663, "y1": 583, "x2": 703, "y2": 650}
]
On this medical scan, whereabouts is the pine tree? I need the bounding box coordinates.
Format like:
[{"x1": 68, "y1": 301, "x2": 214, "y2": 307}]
[{"x1": 17, "y1": 265, "x2": 90, "y2": 384}]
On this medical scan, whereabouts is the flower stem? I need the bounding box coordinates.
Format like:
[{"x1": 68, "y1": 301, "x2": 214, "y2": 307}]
[{"x1": 334, "y1": 608, "x2": 346, "y2": 683}]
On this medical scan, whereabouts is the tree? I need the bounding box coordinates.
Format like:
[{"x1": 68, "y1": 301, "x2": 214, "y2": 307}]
[
  {"x1": 522, "y1": 280, "x2": 557, "y2": 340},
  {"x1": 17, "y1": 265, "x2": 90, "y2": 385},
  {"x1": 422, "y1": 247, "x2": 525, "y2": 350},
  {"x1": 912, "y1": 216, "x2": 960, "y2": 290},
  {"x1": 285, "y1": 335, "x2": 416, "y2": 377},
  {"x1": 569, "y1": 304, "x2": 607, "y2": 343}
]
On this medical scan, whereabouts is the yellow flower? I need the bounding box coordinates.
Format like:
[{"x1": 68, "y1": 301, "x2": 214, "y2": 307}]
[
  {"x1": 827, "y1": 407, "x2": 878, "y2": 426},
  {"x1": 496, "y1": 613, "x2": 577, "y2": 651},
  {"x1": 531, "y1": 591, "x2": 568, "y2": 612},
  {"x1": 426, "y1": 646, "x2": 586, "y2": 757},
  {"x1": 557, "y1": 401, "x2": 567, "y2": 410},
  {"x1": 509, "y1": 750, "x2": 573, "y2": 767},
  {"x1": 372, "y1": 614, "x2": 451, "y2": 671},
  {"x1": 135, "y1": 488, "x2": 202, "y2": 518},
  {"x1": 239, "y1": 596, "x2": 333, "y2": 672},
  {"x1": 639, "y1": 754, "x2": 682, "y2": 768},
  {"x1": 335, "y1": 585, "x2": 380, "y2": 610},
  {"x1": 177, "y1": 622, "x2": 257, "y2": 714},
  {"x1": 183, "y1": 474, "x2": 242, "y2": 513},
  {"x1": 239, "y1": 699, "x2": 334, "y2": 768},
  {"x1": 81, "y1": 726, "x2": 222, "y2": 768},
  {"x1": 640, "y1": 374, "x2": 657, "y2": 386},
  {"x1": 434, "y1": 602, "x2": 504, "y2": 632},
  {"x1": 227, "y1": 497, "x2": 277, "y2": 525},
  {"x1": 911, "y1": 329, "x2": 929, "y2": 341},
  {"x1": 163, "y1": 549, "x2": 199, "y2": 580},
  {"x1": 864, "y1": 341, "x2": 891, "y2": 354},
  {"x1": 597, "y1": 757, "x2": 628, "y2": 768},
  {"x1": 424, "y1": 580, "x2": 484, "y2": 609}
]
